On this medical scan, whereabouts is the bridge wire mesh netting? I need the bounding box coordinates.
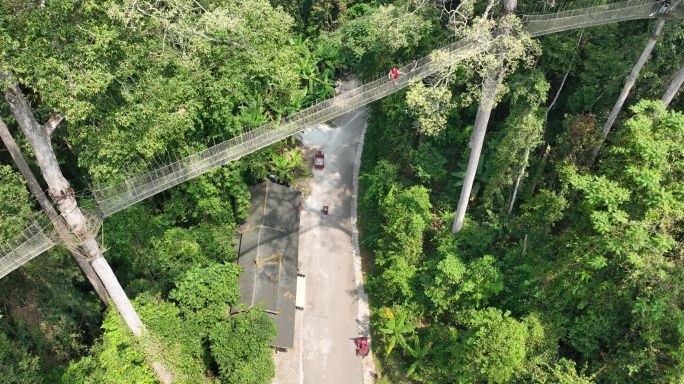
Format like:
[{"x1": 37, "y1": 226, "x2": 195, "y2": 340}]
[
  {"x1": 0, "y1": 210, "x2": 104, "y2": 278},
  {"x1": 522, "y1": 0, "x2": 658, "y2": 36},
  {"x1": 0, "y1": 0, "x2": 675, "y2": 278},
  {"x1": 0, "y1": 218, "x2": 54, "y2": 279}
]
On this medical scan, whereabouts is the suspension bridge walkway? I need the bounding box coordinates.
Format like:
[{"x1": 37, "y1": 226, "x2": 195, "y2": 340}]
[{"x1": 1, "y1": 0, "x2": 681, "y2": 279}]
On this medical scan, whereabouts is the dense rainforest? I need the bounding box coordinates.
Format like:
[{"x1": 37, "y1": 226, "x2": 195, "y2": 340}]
[{"x1": 0, "y1": 0, "x2": 683, "y2": 383}]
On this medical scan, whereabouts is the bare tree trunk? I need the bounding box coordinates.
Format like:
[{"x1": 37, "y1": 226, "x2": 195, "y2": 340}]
[
  {"x1": 508, "y1": 147, "x2": 530, "y2": 215},
  {"x1": 2, "y1": 80, "x2": 144, "y2": 335},
  {"x1": 591, "y1": 19, "x2": 665, "y2": 161},
  {"x1": 452, "y1": 63, "x2": 505, "y2": 233},
  {"x1": 0, "y1": 117, "x2": 110, "y2": 306},
  {"x1": 504, "y1": 0, "x2": 517, "y2": 14},
  {"x1": 452, "y1": 0, "x2": 519, "y2": 233},
  {"x1": 662, "y1": 59, "x2": 684, "y2": 108}
]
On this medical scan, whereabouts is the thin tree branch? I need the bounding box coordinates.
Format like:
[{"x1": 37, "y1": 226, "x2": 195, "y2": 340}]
[
  {"x1": 44, "y1": 113, "x2": 64, "y2": 137},
  {"x1": 544, "y1": 30, "x2": 582, "y2": 138}
]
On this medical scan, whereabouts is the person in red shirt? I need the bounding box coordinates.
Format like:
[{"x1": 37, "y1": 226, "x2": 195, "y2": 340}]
[{"x1": 388, "y1": 67, "x2": 404, "y2": 83}]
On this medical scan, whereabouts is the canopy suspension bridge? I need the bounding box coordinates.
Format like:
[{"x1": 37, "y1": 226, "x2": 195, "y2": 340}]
[{"x1": 1, "y1": 0, "x2": 681, "y2": 279}]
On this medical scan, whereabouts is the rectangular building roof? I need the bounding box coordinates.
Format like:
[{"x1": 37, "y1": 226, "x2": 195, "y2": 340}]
[{"x1": 235, "y1": 181, "x2": 301, "y2": 348}]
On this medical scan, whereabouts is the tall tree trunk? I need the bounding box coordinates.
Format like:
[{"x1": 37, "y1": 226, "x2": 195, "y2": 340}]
[
  {"x1": 2, "y1": 80, "x2": 144, "y2": 335},
  {"x1": 662, "y1": 59, "x2": 684, "y2": 108},
  {"x1": 591, "y1": 19, "x2": 665, "y2": 161},
  {"x1": 3, "y1": 77, "x2": 173, "y2": 383},
  {"x1": 0, "y1": 117, "x2": 110, "y2": 306},
  {"x1": 503, "y1": 0, "x2": 517, "y2": 14},
  {"x1": 452, "y1": 62, "x2": 505, "y2": 233},
  {"x1": 452, "y1": 0, "x2": 518, "y2": 233},
  {"x1": 508, "y1": 147, "x2": 530, "y2": 216}
]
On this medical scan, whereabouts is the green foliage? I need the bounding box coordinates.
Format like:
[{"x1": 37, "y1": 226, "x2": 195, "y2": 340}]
[
  {"x1": 405, "y1": 335, "x2": 432, "y2": 378},
  {"x1": 326, "y1": 2, "x2": 435, "y2": 78},
  {"x1": 0, "y1": 246, "x2": 103, "y2": 374},
  {"x1": 0, "y1": 165, "x2": 34, "y2": 241},
  {"x1": 0, "y1": 332, "x2": 43, "y2": 384},
  {"x1": 61, "y1": 310, "x2": 156, "y2": 384},
  {"x1": 521, "y1": 358, "x2": 595, "y2": 383},
  {"x1": 169, "y1": 262, "x2": 242, "y2": 329},
  {"x1": 209, "y1": 307, "x2": 277, "y2": 384},
  {"x1": 410, "y1": 142, "x2": 447, "y2": 183},
  {"x1": 406, "y1": 82, "x2": 454, "y2": 137},
  {"x1": 288, "y1": 35, "x2": 340, "y2": 103},
  {"x1": 451, "y1": 308, "x2": 529, "y2": 383},
  {"x1": 369, "y1": 185, "x2": 432, "y2": 303},
  {"x1": 164, "y1": 163, "x2": 251, "y2": 225},
  {"x1": 425, "y1": 254, "x2": 503, "y2": 313},
  {"x1": 564, "y1": 24, "x2": 646, "y2": 115},
  {"x1": 360, "y1": 160, "x2": 399, "y2": 207},
  {"x1": 379, "y1": 307, "x2": 416, "y2": 355},
  {"x1": 483, "y1": 70, "x2": 549, "y2": 210},
  {"x1": 453, "y1": 153, "x2": 488, "y2": 200},
  {"x1": 135, "y1": 298, "x2": 207, "y2": 382},
  {"x1": 270, "y1": 148, "x2": 309, "y2": 183},
  {"x1": 4, "y1": 0, "x2": 684, "y2": 382},
  {"x1": 377, "y1": 185, "x2": 432, "y2": 266},
  {"x1": 553, "y1": 114, "x2": 603, "y2": 169}
]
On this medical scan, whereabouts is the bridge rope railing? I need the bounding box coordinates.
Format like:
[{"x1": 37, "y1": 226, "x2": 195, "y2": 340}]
[
  {"x1": 0, "y1": 0, "x2": 678, "y2": 278},
  {"x1": 523, "y1": 0, "x2": 657, "y2": 36},
  {"x1": 0, "y1": 221, "x2": 55, "y2": 279}
]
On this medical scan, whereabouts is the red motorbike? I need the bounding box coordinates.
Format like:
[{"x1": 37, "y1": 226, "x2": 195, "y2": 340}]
[{"x1": 356, "y1": 337, "x2": 369, "y2": 357}]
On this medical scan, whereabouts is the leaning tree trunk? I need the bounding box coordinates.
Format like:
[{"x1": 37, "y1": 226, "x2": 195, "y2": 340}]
[
  {"x1": 0, "y1": 117, "x2": 110, "y2": 306},
  {"x1": 591, "y1": 19, "x2": 665, "y2": 162},
  {"x1": 662, "y1": 59, "x2": 684, "y2": 108},
  {"x1": 508, "y1": 147, "x2": 530, "y2": 216},
  {"x1": 2, "y1": 77, "x2": 174, "y2": 383},
  {"x1": 452, "y1": 62, "x2": 505, "y2": 233},
  {"x1": 452, "y1": 0, "x2": 519, "y2": 233},
  {"x1": 2, "y1": 81, "x2": 143, "y2": 335}
]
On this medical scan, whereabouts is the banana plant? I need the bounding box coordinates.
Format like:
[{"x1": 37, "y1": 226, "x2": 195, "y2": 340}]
[
  {"x1": 380, "y1": 307, "x2": 416, "y2": 356},
  {"x1": 405, "y1": 335, "x2": 433, "y2": 378},
  {"x1": 289, "y1": 35, "x2": 339, "y2": 103},
  {"x1": 270, "y1": 148, "x2": 309, "y2": 183},
  {"x1": 239, "y1": 92, "x2": 269, "y2": 128},
  {"x1": 452, "y1": 153, "x2": 487, "y2": 200},
  {"x1": 288, "y1": 148, "x2": 308, "y2": 172},
  {"x1": 271, "y1": 154, "x2": 294, "y2": 183}
]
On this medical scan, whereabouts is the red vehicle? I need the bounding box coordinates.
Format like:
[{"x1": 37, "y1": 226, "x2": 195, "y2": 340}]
[
  {"x1": 356, "y1": 337, "x2": 369, "y2": 357},
  {"x1": 314, "y1": 151, "x2": 324, "y2": 169}
]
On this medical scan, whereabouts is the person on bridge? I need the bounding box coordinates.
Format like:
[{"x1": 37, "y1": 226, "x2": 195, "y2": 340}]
[
  {"x1": 388, "y1": 67, "x2": 404, "y2": 84},
  {"x1": 650, "y1": 0, "x2": 671, "y2": 16}
]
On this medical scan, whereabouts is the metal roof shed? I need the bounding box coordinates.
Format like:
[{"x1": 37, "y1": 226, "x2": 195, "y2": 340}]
[{"x1": 234, "y1": 181, "x2": 301, "y2": 349}]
